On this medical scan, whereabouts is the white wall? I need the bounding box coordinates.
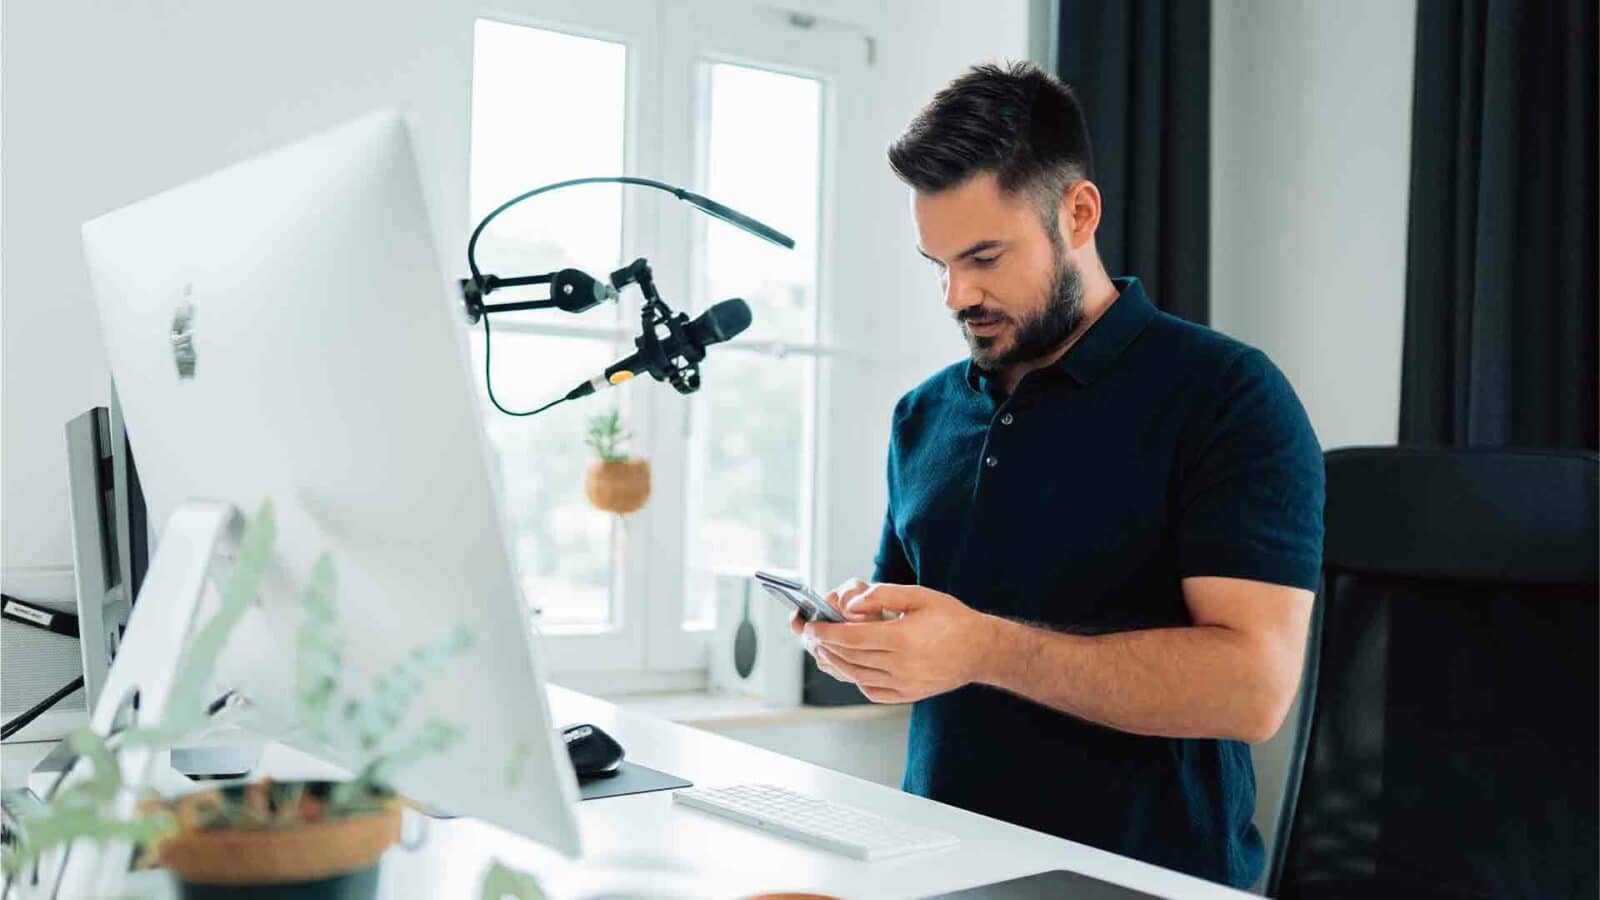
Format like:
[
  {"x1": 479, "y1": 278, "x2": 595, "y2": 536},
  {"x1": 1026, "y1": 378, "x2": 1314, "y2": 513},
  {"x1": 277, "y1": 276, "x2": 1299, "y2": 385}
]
[
  {"x1": 1210, "y1": 0, "x2": 1417, "y2": 879},
  {"x1": 816, "y1": 0, "x2": 1037, "y2": 591},
  {"x1": 1, "y1": 0, "x2": 475, "y2": 578},
  {"x1": 1211, "y1": 0, "x2": 1415, "y2": 451},
  {"x1": 876, "y1": 2, "x2": 1036, "y2": 385}
]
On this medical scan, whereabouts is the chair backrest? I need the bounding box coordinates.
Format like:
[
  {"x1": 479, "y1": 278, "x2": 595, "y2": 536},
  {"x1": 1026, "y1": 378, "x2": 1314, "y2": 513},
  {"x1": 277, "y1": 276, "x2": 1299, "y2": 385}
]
[{"x1": 1270, "y1": 447, "x2": 1599, "y2": 899}]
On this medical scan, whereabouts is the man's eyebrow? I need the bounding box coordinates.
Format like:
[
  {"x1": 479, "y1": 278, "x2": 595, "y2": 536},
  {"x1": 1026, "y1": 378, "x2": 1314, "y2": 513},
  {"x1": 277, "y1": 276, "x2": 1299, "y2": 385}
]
[{"x1": 916, "y1": 240, "x2": 1005, "y2": 264}]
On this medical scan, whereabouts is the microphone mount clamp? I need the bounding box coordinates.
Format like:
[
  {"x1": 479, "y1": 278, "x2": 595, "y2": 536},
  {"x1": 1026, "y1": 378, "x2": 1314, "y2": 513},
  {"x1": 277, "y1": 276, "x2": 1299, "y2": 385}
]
[
  {"x1": 460, "y1": 267, "x2": 617, "y2": 324},
  {"x1": 613, "y1": 258, "x2": 704, "y2": 396}
]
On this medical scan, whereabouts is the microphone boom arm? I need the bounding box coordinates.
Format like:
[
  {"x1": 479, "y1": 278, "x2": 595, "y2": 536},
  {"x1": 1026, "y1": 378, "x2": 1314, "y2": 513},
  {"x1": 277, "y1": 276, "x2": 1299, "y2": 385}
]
[{"x1": 465, "y1": 175, "x2": 791, "y2": 416}]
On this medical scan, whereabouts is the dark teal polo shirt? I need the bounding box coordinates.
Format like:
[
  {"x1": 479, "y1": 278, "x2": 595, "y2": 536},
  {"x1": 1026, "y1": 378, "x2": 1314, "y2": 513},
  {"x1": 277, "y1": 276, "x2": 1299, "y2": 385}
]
[{"x1": 875, "y1": 277, "x2": 1324, "y2": 888}]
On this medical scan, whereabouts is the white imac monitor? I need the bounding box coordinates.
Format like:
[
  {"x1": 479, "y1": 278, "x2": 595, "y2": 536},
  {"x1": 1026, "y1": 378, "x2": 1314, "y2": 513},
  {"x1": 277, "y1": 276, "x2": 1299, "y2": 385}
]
[{"x1": 79, "y1": 109, "x2": 582, "y2": 856}]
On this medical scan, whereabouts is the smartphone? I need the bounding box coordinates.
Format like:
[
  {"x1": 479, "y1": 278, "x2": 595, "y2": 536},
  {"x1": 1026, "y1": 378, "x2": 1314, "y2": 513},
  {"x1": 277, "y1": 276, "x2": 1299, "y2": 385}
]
[{"x1": 753, "y1": 570, "x2": 847, "y2": 623}]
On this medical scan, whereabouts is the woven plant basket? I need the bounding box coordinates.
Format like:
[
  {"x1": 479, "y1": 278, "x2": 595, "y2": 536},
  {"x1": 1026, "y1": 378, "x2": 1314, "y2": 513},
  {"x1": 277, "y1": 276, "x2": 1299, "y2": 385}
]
[
  {"x1": 585, "y1": 458, "x2": 651, "y2": 514},
  {"x1": 156, "y1": 798, "x2": 400, "y2": 896}
]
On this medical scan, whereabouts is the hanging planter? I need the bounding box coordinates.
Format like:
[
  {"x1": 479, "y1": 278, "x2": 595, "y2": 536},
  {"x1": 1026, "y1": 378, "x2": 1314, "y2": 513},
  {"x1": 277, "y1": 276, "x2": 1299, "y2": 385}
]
[{"x1": 583, "y1": 410, "x2": 651, "y2": 515}]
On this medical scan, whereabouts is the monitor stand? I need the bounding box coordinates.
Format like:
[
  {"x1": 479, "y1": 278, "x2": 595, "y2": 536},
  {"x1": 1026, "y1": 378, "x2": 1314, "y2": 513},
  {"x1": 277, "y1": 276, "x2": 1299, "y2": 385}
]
[
  {"x1": 28, "y1": 730, "x2": 263, "y2": 797},
  {"x1": 44, "y1": 499, "x2": 253, "y2": 897},
  {"x1": 171, "y1": 740, "x2": 261, "y2": 781}
]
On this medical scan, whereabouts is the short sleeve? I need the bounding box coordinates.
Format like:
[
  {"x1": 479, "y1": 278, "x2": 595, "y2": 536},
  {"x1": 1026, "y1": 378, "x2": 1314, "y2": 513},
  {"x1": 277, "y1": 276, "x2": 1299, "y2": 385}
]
[
  {"x1": 872, "y1": 393, "x2": 917, "y2": 585},
  {"x1": 872, "y1": 508, "x2": 915, "y2": 584},
  {"x1": 1175, "y1": 349, "x2": 1325, "y2": 591}
]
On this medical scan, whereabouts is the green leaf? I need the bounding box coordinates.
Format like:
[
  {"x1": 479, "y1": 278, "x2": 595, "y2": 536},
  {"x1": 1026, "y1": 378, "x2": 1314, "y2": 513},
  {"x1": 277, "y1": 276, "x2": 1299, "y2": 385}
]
[
  {"x1": 295, "y1": 553, "x2": 343, "y2": 743},
  {"x1": 18, "y1": 808, "x2": 173, "y2": 857},
  {"x1": 584, "y1": 408, "x2": 630, "y2": 462},
  {"x1": 504, "y1": 740, "x2": 535, "y2": 788},
  {"x1": 159, "y1": 500, "x2": 277, "y2": 740},
  {"x1": 365, "y1": 718, "x2": 462, "y2": 790},
  {"x1": 343, "y1": 625, "x2": 473, "y2": 761},
  {"x1": 480, "y1": 858, "x2": 547, "y2": 900},
  {"x1": 66, "y1": 727, "x2": 123, "y2": 804}
]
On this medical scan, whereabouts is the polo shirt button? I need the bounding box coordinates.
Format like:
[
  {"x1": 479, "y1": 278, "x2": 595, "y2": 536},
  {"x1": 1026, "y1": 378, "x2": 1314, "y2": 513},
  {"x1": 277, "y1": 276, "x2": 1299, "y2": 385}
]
[
  {"x1": 1000, "y1": 413, "x2": 1014, "y2": 425},
  {"x1": 985, "y1": 455, "x2": 998, "y2": 468}
]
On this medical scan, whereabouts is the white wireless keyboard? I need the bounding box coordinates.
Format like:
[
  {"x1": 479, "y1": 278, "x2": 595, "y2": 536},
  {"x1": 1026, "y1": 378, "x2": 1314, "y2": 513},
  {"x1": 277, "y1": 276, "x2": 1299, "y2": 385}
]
[{"x1": 673, "y1": 784, "x2": 960, "y2": 861}]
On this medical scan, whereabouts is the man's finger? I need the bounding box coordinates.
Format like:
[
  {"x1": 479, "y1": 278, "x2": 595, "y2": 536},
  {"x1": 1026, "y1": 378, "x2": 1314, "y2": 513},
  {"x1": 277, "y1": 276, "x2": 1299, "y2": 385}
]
[
  {"x1": 859, "y1": 684, "x2": 908, "y2": 705},
  {"x1": 816, "y1": 643, "x2": 891, "y2": 676},
  {"x1": 824, "y1": 579, "x2": 872, "y2": 620},
  {"x1": 816, "y1": 645, "x2": 895, "y2": 688},
  {"x1": 820, "y1": 642, "x2": 894, "y2": 668},
  {"x1": 805, "y1": 619, "x2": 898, "y2": 651},
  {"x1": 789, "y1": 609, "x2": 805, "y2": 636},
  {"x1": 813, "y1": 651, "x2": 861, "y2": 687},
  {"x1": 845, "y1": 583, "x2": 924, "y2": 618}
]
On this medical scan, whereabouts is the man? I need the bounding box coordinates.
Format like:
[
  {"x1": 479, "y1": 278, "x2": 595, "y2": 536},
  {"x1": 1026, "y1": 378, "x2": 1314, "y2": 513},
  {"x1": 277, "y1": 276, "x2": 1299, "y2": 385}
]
[{"x1": 789, "y1": 62, "x2": 1324, "y2": 888}]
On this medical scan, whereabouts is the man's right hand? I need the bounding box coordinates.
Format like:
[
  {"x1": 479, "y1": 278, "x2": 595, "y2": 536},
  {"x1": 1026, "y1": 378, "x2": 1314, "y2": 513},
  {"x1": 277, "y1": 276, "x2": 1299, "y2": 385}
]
[{"x1": 789, "y1": 578, "x2": 875, "y2": 686}]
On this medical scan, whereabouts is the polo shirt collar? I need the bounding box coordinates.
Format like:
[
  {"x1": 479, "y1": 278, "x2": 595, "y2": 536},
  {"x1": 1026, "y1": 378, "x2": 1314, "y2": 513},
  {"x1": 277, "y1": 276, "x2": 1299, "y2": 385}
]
[{"x1": 964, "y1": 276, "x2": 1158, "y2": 392}]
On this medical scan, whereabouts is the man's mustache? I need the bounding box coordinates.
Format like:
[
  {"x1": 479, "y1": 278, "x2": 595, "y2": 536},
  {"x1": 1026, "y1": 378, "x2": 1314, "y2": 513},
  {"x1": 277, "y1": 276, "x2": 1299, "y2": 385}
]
[{"x1": 954, "y1": 306, "x2": 1010, "y2": 324}]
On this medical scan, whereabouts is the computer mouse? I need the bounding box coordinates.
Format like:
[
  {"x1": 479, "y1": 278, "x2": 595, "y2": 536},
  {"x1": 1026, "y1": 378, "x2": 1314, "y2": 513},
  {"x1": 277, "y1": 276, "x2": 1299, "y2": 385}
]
[{"x1": 562, "y1": 722, "x2": 624, "y2": 778}]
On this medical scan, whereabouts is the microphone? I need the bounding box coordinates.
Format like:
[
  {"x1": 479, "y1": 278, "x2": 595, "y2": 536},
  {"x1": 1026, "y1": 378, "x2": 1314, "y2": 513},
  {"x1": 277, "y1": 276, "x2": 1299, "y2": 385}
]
[{"x1": 565, "y1": 298, "x2": 752, "y2": 401}]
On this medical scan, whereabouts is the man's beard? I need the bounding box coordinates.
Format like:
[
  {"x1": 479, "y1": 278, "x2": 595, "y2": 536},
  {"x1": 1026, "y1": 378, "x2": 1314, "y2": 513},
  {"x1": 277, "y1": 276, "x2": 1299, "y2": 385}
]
[{"x1": 959, "y1": 247, "x2": 1085, "y2": 372}]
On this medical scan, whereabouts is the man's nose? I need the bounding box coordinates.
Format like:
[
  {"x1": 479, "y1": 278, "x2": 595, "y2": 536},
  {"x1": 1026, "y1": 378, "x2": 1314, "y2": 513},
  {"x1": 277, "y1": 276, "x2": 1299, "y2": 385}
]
[{"x1": 944, "y1": 271, "x2": 984, "y2": 314}]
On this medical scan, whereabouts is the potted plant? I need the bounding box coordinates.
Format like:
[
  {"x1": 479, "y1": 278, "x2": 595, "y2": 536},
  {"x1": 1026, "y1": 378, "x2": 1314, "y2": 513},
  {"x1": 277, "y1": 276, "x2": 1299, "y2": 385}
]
[
  {"x1": 1, "y1": 502, "x2": 540, "y2": 900},
  {"x1": 583, "y1": 409, "x2": 650, "y2": 514},
  {"x1": 153, "y1": 779, "x2": 401, "y2": 898},
  {"x1": 150, "y1": 519, "x2": 474, "y2": 898}
]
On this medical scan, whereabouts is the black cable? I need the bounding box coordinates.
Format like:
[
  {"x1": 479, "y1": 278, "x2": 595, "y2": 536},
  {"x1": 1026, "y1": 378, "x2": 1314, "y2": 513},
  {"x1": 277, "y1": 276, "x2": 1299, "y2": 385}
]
[
  {"x1": 466, "y1": 176, "x2": 690, "y2": 289},
  {"x1": 468, "y1": 178, "x2": 672, "y2": 418},
  {"x1": 1, "y1": 678, "x2": 85, "y2": 741},
  {"x1": 480, "y1": 309, "x2": 567, "y2": 418},
  {"x1": 466, "y1": 176, "x2": 790, "y2": 418}
]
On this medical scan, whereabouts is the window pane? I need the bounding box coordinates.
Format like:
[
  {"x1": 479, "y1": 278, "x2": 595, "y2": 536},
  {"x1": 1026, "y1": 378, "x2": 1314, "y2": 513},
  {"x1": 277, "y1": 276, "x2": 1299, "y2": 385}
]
[
  {"x1": 470, "y1": 330, "x2": 624, "y2": 628},
  {"x1": 699, "y1": 63, "x2": 822, "y2": 343},
  {"x1": 470, "y1": 20, "x2": 631, "y2": 629},
  {"x1": 685, "y1": 63, "x2": 824, "y2": 629},
  {"x1": 471, "y1": 19, "x2": 627, "y2": 326},
  {"x1": 684, "y1": 352, "x2": 813, "y2": 628}
]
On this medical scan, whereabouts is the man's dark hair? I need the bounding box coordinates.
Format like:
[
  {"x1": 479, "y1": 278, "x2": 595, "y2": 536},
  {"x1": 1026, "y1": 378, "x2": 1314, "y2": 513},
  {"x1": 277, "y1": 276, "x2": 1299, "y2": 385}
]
[{"x1": 888, "y1": 61, "x2": 1093, "y2": 236}]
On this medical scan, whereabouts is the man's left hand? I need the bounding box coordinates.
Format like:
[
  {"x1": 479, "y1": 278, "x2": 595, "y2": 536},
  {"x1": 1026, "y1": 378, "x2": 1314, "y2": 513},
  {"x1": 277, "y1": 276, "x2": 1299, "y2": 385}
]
[{"x1": 800, "y1": 583, "x2": 994, "y2": 704}]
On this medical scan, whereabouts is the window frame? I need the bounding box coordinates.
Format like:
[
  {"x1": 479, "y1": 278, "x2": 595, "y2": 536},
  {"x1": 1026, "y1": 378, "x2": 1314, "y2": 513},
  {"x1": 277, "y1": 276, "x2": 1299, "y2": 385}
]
[{"x1": 471, "y1": 0, "x2": 868, "y2": 682}]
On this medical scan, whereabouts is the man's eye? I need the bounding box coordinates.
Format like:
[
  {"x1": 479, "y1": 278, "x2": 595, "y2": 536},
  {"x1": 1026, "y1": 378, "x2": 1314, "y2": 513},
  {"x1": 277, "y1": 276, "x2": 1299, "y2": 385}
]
[{"x1": 972, "y1": 256, "x2": 999, "y2": 267}]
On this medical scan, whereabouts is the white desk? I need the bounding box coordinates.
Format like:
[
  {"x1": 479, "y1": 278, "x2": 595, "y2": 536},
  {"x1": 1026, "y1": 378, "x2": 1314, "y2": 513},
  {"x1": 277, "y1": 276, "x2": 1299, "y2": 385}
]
[
  {"x1": 367, "y1": 686, "x2": 1250, "y2": 899},
  {"x1": 17, "y1": 686, "x2": 1252, "y2": 898}
]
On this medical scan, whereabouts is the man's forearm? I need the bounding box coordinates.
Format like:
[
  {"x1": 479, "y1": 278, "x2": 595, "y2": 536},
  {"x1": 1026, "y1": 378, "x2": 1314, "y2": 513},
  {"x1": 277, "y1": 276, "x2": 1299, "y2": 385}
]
[{"x1": 969, "y1": 614, "x2": 1295, "y2": 743}]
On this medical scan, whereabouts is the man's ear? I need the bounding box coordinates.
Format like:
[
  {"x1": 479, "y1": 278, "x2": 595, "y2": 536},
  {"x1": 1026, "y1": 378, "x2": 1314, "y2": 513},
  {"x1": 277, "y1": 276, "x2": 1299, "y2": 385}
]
[{"x1": 1058, "y1": 180, "x2": 1102, "y2": 250}]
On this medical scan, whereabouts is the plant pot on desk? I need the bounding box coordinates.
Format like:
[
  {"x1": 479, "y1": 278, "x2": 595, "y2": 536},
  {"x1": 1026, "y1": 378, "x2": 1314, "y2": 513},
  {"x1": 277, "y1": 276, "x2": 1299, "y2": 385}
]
[
  {"x1": 585, "y1": 458, "x2": 651, "y2": 515},
  {"x1": 154, "y1": 785, "x2": 401, "y2": 900}
]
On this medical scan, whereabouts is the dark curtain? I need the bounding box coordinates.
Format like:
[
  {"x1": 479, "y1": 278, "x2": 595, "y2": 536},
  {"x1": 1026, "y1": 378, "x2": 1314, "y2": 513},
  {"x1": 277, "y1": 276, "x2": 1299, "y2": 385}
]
[
  {"x1": 1057, "y1": 0, "x2": 1210, "y2": 325},
  {"x1": 1399, "y1": 0, "x2": 1598, "y2": 450}
]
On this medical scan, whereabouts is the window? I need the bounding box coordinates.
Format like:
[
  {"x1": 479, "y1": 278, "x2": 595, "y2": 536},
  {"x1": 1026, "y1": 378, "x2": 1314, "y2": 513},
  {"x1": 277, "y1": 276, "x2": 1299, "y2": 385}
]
[
  {"x1": 682, "y1": 63, "x2": 825, "y2": 628},
  {"x1": 469, "y1": 1, "x2": 865, "y2": 680},
  {"x1": 469, "y1": 18, "x2": 630, "y2": 630}
]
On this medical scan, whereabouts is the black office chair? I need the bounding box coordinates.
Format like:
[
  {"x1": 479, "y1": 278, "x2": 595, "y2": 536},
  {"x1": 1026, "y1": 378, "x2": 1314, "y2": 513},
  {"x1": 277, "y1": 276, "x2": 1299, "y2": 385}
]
[{"x1": 1268, "y1": 447, "x2": 1599, "y2": 900}]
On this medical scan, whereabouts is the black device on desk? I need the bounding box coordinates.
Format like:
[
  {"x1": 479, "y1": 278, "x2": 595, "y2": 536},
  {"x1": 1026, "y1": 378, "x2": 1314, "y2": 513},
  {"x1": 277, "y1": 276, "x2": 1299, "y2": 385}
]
[
  {"x1": 561, "y1": 723, "x2": 693, "y2": 802},
  {"x1": 562, "y1": 722, "x2": 624, "y2": 777}
]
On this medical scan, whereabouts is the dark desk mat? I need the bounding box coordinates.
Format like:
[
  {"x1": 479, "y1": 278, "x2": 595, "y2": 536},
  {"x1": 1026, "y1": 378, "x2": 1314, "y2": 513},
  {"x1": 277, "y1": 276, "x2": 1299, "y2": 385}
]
[
  {"x1": 925, "y1": 869, "x2": 1166, "y2": 899},
  {"x1": 577, "y1": 761, "x2": 691, "y2": 801}
]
